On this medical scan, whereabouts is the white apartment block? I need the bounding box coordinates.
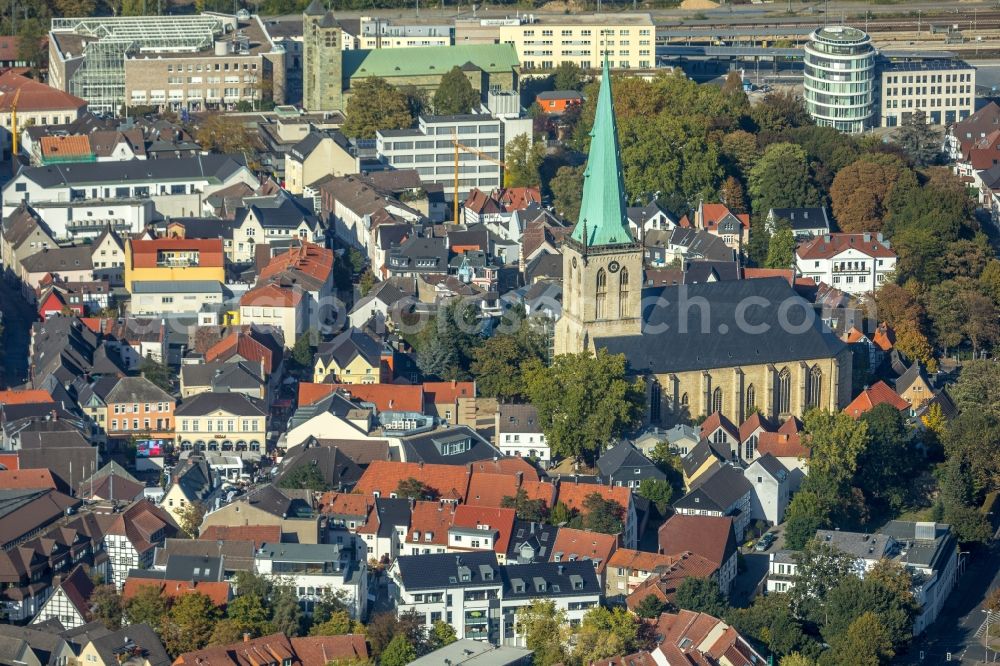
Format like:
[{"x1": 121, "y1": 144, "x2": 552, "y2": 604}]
[
  {"x1": 390, "y1": 552, "x2": 601, "y2": 645},
  {"x1": 348, "y1": 17, "x2": 453, "y2": 49},
  {"x1": 377, "y1": 114, "x2": 529, "y2": 204},
  {"x1": 254, "y1": 542, "x2": 368, "y2": 619},
  {"x1": 475, "y1": 14, "x2": 655, "y2": 71},
  {"x1": 880, "y1": 59, "x2": 975, "y2": 128},
  {"x1": 795, "y1": 232, "x2": 897, "y2": 295}
]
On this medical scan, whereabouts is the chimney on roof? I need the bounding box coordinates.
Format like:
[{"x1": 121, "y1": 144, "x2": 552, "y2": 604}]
[
  {"x1": 244, "y1": 633, "x2": 251, "y2": 643},
  {"x1": 863, "y1": 232, "x2": 871, "y2": 243}
]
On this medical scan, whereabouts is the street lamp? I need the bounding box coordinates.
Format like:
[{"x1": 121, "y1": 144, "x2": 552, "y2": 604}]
[{"x1": 984, "y1": 608, "x2": 993, "y2": 664}]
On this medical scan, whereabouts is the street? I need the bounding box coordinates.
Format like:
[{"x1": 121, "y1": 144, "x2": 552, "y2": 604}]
[
  {"x1": 901, "y1": 543, "x2": 1000, "y2": 665},
  {"x1": 0, "y1": 276, "x2": 33, "y2": 388}
]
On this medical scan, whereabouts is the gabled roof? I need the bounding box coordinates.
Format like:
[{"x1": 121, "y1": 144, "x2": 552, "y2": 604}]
[
  {"x1": 843, "y1": 381, "x2": 909, "y2": 418},
  {"x1": 121, "y1": 577, "x2": 231, "y2": 607},
  {"x1": 738, "y1": 412, "x2": 774, "y2": 443},
  {"x1": 51, "y1": 564, "x2": 94, "y2": 619},
  {"x1": 452, "y1": 505, "x2": 515, "y2": 555},
  {"x1": 658, "y1": 514, "x2": 737, "y2": 570},
  {"x1": 547, "y1": 526, "x2": 617, "y2": 573},
  {"x1": 316, "y1": 327, "x2": 385, "y2": 370},
  {"x1": 198, "y1": 525, "x2": 281, "y2": 548},
  {"x1": 322, "y1": 383, "x2": 424, "y2": 413},
  {"x1": 555, "y1": 480, "x2": 631, "y2": 516},
  {"x1": 681, "y1": 438, "x2": 728, "y2": 478},
  {"x1": 675, "y1": 464, "x2": 752, "y2": 513},
  {"x1": 204, "y1": 325, "x2": 283, "y2": 374},
  {"x1": 597, "y1": 441, "x2": 659, "y2": 477},
  {"x1": 0, "y1": 73, "x2": 86, "y2": 112},
  {"x1": 894, "y1": 361, "x2": 930, "y2": 397},
  {"x1": 700, "y1": 412, "x2": 738, "y2": 442},
  {"x1": 343, "y1": 43, "x2": 519, "y2": 79},
  {"x1": 105, "y1": 375, "x2": 173, "y2": 406},
  {"x1": 174, "y1": 392, "x2": 266, "y2": 417},
  {"x1": 624, "y1": 551, "x2": 720, "y2": 610},
  {"x1": 240, "y1": 282, "x2": 303, "y2": 308},
  {"x1": 755, "y1": 431, "x2": 808, "y2": 460},
  {"x1": 464, "y1": 472, "x2": 520, "y2": 508},
  {"x1": 354, "y1": 460, "x2": 471, "y2": 501}
]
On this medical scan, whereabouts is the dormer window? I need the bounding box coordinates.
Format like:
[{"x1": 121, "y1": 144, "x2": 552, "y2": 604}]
[{"x1": 412, "y1": 531, "x2": 420, "y2": 542}]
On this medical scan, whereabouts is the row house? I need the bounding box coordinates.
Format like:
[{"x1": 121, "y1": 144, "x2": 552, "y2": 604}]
[
  {"x1": 315, "y1": 173, "x2": 423, "y2": 258},
  {"x1": 104, "y1": 376, "x2": 176, "y2": 443},
  {"x1": 173, "y1": 392, "x2": 269, "y2": 461},
  {"x1": 2, "y1": 154, "x2": 258, "y2": 240},
  {"x1": 103, "y1": 499, "x2": 179, "y2": 589},
  {"x1": 0, "y1": 506, "x2": 105, "y2": 623}
]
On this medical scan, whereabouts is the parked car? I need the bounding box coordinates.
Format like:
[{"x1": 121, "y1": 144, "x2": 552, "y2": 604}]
[{"x1": 754, "y1": 532, "x2": 777, "y2": 552}]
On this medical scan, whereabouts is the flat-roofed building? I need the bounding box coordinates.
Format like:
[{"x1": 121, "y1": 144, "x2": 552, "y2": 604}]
[
  {"x1": 455, "y1": 13, "x2": 655, "y2": 71},
  {"x1": 48, "y1": 13, "x2": 285, "y2": 115},
  {"x1": 879, "y1": 57, "x2": 975, "y2": 127}
]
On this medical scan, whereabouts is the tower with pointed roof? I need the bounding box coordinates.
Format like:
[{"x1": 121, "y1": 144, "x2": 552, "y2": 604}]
[
  {"x1": 555, "y1": 59, "x2": 643, "y2": 355},
  {"x1": 303, "y1": 0, "x2": 344, "y2": 112}
]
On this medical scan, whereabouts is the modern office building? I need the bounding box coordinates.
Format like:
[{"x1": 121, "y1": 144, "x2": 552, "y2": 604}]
[
  {"x1": 456, "y1": 13, "x2": 655, "y2": 71},
  {"x1": 879, "y1": 58, "x2": 975, "y2": 127},
  {"x1": 48, "y1": 13, "x2": 285, "y2": 114},
  {"x1": 377, "y1": 114, "x2": 507, "y2": 204},
  {"x1": 803, "y1": 26, "x2": 876, "y2": 133}
]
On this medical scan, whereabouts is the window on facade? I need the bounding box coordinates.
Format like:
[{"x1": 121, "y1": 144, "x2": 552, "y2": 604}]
[
  {"x1": 778, "y1": 368, "x2": 791, "y2": 415},
  {"x1": 712, "y1": 387, "x2": 723, "y2": 414},
  {"x1": 618, "y1": 268, "x2": 630, "y2": 318},
  {"x1": 745, "y1": 384, "x2": 756, "y2": 414},
  {"x1": 806, "y1": 366, "x2": 823, "y2": 409},
  {"x1": 595, "y1": 268, "x2": 607, "y2": 319}
]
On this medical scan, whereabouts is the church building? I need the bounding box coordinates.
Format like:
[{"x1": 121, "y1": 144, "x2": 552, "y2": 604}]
[{"x1": 554, "y1": 59, "x2": 852, "y2": 426}]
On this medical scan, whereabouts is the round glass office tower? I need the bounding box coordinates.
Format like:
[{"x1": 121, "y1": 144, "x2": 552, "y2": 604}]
[{"x1": 803, "y1": 26, "x2": 876, "y2": 133}]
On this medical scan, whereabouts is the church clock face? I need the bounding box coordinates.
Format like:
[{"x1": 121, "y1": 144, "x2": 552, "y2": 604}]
[
  {"x1": 608, "y1": 260, "x2": 621, "y2": 273},
  {"x1": 572, "y1": 256, "x2": 578, "y2": 268}
]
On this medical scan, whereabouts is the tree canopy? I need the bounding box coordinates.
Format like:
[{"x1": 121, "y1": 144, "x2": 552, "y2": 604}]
[{"x1": 342, "y1": 77, "x2": 413, "y2": 139}]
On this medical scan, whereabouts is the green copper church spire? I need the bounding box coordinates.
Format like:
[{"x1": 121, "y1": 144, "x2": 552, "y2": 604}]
[{"x1": 570, "y1": 56, "x2": 633, "y2": 247}]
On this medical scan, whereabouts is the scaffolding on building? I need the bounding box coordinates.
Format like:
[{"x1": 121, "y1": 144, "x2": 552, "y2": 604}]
[{"x1": 51, "y1": 15, "x2": 228, "y2": 114}]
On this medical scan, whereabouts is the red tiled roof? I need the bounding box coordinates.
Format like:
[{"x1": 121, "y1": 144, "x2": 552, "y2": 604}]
[
  {"x1": 0, "y1": 389, "x2": 53, "y2": 404},
  {"x1": 700, "y1": 411, "x2": 738, "y2": 441},
  {"x1": 452, "y1": 505, "x2": 515, "y2": 555},
  {"x1": 0, "y1": 73, "x2": 87, "y2": 112},
  {"x1": 519, "y1": 480, "x2": 556, "y2": 506},
  {"x1": 737, "y1": 412, "x2": 773, "y2": 443},
  {"x1": 354, "y1": 461, "x2": 471, "y2": 501},
  {"x1": 778, "y1": 416, "x2": 803, "y2": 434},
  {"x1": 56, "y1": 564, "x2": 94, "y2": 617},
  {"x1": 121, "y1": 578, "x2": 231, "y2": 606},
  {"x1": 174, "y1": 633, "x2": 298, "y2": 666},
  {"x1": 422, "y1": 380, "x2": 476, "y2": 404},
  {"x1": 259, "y1": 242, "x2": 334, "y2": 286},
  {"x1": 796, "y1": 233, "x2": 895, "y2": 260},
  {"x1": 0, "y1": 453, "x2": 19, "y2": 470},
  {"x1": 608, "y1": 548, "x2": 682, "y2": 573},
  {"x1": 625, "y1": 551, "x2": 720, "y2": 610},
  {"x1": 467, "y1": 457, "x2": 541, "y2": 480},
  {"x1": 240, "y1": 283, "x2": 302, "y2": 307},
  {"x1": 872, "y1": 323, "x2": 895, "y2": 352},
  {"x1": 317, "y1": 491, "x2": 373, "y2": 517},
  {"x1": 742, "y1": 267, "x2": 793, "y2": 284},
  {"x1": 324, "y1": 383, "x2": 424, "y2": 413},
  {"x1": 845, "y1": 326, "x2": 867, "y2": 343},
  {"x1": 548, "y1": 527, "x2": 617, "y2": 573},
  {"x1": 127, "y1": 238, "x2": 225, "y2": 268},
  {"x1": 198, "y1": 525, "x2": 281, "y2": 548},
  {"x1": 843, "y1": 380, "x2": 909, "y2": 418},
  {"x1": 465, "y1": 472, "x2": 521, "y2": 508},
  {"x1": 0, "y1": 469, "x2": 59, "y2": 490},
  {"x1": 298, "y1": 382, "x2": 335, "y2": 406},
  {"x1": 406, "y1": 500, "x2": 455, "y2": 546},
  {"x1": 205, "y1": 327, "x2": 280, "y2": 374},
  {"x1": 658, "y1": 514, "x2": 736, "y2": 570},
  {"x1": 40, "y1": 135, "x2": 92, "y2": 159},
  {"x1": 755, "y1": 432, "x2": 808, "y2": 459},
  {"x1": 290, "y1": 636, "x2": 369, "y2": 666},
  {"x1": 700, "y1": 203, "x2": 749, "y2": 231},
  {"x1": 555, "y1": 481, "x2": 631, "y2": 517}
]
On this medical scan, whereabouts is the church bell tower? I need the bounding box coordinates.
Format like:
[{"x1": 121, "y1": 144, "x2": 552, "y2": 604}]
[{"x1": 554, "y1": 57, "x2": 643, "y2": 356}]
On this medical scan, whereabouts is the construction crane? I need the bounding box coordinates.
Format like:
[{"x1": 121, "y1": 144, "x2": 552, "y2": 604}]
[
  {"x1": 452, "y1": 135, "x2": 506, "y2": 224},
  {"x1": 9, "y1": 86, "x2": 21, "y2": 169}
]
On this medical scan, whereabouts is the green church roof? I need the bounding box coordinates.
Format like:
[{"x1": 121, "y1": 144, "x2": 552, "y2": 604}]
[
  {"x1": 343, "y1": 43, "x2": 520, "y2": 81},
  {"x1": 570, "y1": 57, "x2": 633, "y2": 248}
]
